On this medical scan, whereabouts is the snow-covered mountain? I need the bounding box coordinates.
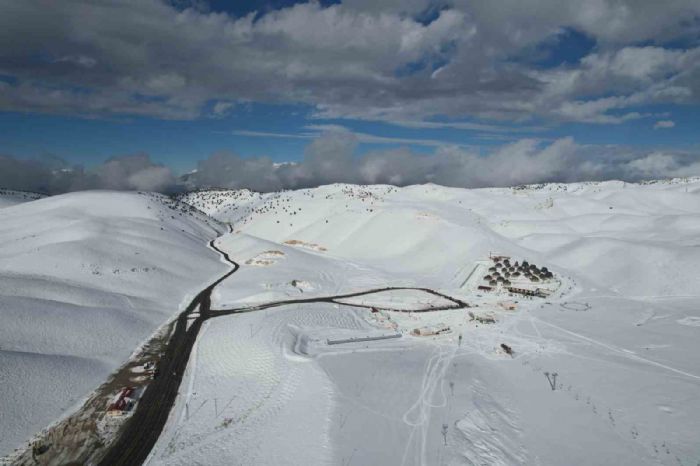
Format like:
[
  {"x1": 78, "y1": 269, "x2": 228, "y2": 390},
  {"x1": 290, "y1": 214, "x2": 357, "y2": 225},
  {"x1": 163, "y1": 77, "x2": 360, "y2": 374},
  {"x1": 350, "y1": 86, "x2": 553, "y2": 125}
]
[
  {"x1": 179, "y1": 179, "x2": 700, "y2": 297},
  {"x1": 2, "y1": 179, "x2": 700, "y2": 464},
  {"x1": 164, "y1": 179, "x2": 700, "y2": 466}
]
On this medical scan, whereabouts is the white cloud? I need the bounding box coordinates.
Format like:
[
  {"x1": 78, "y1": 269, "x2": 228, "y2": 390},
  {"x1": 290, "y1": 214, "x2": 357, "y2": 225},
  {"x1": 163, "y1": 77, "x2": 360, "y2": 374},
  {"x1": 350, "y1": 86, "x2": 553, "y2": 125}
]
[
  {"x1": 0, "y1": 0, "x2": 698, "y2": 124},
  {"x1": 654, "y1": 120, "x2": 676, "y2": 129},
  {"x1": 183, "y1": 132, "x2": 700, "y2": 191},
  {"x1": 0, "y1": 153, "x2": 177, "y2": 194},
  {"x1": 624, "y1": 152, "x2": 678, "y2": 176},
  {"x1": 3, "y1": 135, "x2": 699, "y2": 194},
  {"x1": 211, "y1": 101, "x2": 235, "y2": 118},
  {"x1": 53, "y1": 55, "x2": 97, "y2": 68},
  {"x1": 234, "y1": 125, "x2": 474, "y2": 147}
]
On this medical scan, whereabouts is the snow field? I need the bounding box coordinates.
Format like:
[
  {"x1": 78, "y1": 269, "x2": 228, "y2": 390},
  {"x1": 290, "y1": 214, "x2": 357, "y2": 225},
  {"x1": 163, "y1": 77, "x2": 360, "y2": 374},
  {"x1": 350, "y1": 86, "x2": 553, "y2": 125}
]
[
  {"x1": 3, "y1": 178, "x2": 700, "y2": 463},
  {"x1": 167, "y1": 179, "x2": 700, "y2": 465},
  {"x1": 148, "y1": 304, "x2": 371, "y2": 466}
]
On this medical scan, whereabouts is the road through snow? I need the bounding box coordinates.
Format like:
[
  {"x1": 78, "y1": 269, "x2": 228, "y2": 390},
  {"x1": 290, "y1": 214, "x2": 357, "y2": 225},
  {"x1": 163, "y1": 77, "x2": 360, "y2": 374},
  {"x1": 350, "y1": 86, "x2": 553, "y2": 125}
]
[
  {"x1": 99, "y1": 231, "x2": 471, "y2": 465},
  {"x1": 97, "y1": 236, "x2": 240, "y2": 466}
]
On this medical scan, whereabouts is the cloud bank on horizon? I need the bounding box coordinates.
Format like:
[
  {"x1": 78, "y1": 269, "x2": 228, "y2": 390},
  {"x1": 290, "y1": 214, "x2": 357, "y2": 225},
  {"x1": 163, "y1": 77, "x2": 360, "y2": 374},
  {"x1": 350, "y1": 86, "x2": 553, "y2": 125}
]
[
  {"x1": 0, "y1": 0, "x2": 699, "y2": 192},
  {"x1": 2, "y1": 131, "x2": 699, "y2": 194}
]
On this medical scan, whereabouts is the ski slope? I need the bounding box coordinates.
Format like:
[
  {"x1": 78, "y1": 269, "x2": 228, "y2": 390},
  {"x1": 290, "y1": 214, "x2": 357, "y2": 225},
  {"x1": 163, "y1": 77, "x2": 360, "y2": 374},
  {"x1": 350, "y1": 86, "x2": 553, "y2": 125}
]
[{"x1": 0, "y1": 191, "x2": 228, "y2": 457}]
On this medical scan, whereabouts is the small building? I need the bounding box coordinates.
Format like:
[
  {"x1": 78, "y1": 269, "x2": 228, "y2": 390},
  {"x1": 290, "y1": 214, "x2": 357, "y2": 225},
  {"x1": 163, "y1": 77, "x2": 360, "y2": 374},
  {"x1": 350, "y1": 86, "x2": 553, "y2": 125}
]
[
  {"x1": 478, "y1": 285, "x2": 492, "y2": 291},
  {"x1": 107, "y1": 386, "x2": 136, "y2": 415}
]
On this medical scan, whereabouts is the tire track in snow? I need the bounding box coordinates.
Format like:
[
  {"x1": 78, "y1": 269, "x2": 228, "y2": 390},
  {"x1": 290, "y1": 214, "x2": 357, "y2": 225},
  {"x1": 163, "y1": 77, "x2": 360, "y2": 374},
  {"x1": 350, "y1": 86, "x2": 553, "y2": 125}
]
[{"x1": 400, "y1": 343, "x2": 456, "y2": 466}]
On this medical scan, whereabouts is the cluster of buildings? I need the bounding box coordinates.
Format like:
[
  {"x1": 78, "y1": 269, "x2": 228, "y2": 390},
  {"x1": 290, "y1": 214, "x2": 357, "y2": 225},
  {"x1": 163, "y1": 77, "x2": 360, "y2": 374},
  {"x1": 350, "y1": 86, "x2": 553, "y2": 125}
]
[{"x1": 479, "y1": 256, "x2": 554, "y2": 292}]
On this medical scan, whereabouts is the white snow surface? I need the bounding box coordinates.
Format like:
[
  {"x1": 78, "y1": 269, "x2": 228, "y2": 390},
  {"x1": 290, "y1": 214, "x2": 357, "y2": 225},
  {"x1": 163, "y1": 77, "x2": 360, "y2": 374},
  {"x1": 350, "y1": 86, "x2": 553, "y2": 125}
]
[
  {"x1": 3, "y1": 179, "x2": 700, "y2": 464},
  {"x1": 0, "y1": 191, "x2": 227, "y2": 456},
  {"x1": 146, "y1": 179, "x2": 700, "y2": 465}
]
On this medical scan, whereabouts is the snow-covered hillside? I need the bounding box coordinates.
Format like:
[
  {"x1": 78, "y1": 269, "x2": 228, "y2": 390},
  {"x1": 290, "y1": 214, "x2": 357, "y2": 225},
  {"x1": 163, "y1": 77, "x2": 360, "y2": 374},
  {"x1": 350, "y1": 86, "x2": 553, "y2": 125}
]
[
  {"x1": 0, "y1": 191, "x2": 228, "y2": 457},
  {"x1": 3, "y1": 179, "x2": 700, "y2": 465},
  {"x1": 180, "y1": 179, "x2": 700, "y2": 297},
  {"x1": 153, "y1": 179, "x2": 700, "y2": 466},
  {"x1": 0, "y1": 189, "x2": 45, "y2": 208}
]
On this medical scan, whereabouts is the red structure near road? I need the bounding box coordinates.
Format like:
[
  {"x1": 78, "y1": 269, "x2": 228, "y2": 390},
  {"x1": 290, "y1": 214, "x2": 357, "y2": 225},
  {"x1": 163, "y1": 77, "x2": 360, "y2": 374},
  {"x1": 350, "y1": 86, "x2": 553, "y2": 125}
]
[{"x1": 108, "y1": 387, "x2": 135, "y2": 414}]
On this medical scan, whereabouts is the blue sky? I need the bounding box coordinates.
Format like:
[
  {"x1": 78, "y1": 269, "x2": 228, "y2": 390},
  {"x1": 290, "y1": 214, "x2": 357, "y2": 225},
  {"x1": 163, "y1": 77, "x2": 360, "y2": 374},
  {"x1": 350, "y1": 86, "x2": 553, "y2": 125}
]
[
  {"x1": 0, "y1": 0, "x2": 698, "y2": 190},
  {"x1": 1, "y1": 102, "x2": 697, "y2": 174}
]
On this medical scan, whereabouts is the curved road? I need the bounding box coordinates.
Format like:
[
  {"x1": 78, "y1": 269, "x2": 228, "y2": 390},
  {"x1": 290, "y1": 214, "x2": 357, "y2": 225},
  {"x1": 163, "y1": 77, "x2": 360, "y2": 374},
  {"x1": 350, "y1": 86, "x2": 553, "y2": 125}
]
[
  {"x1": 98, "y1": 234, "x2": 469, "y2": 465},
  {"x1": 97, "y1": 238, "x2": 239, "y2": 466}
]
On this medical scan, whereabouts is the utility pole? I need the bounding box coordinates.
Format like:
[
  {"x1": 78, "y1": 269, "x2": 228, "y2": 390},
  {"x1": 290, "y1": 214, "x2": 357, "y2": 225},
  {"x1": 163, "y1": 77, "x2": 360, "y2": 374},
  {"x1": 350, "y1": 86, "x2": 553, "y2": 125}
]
[{"x1": 441, "y1": 424, "x2": 449, "y2": 446}]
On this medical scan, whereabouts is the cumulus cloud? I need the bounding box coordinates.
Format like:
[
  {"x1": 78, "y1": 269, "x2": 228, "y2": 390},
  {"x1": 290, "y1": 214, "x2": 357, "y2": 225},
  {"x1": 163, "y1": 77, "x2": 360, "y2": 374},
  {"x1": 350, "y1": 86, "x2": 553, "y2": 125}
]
[
  {"x1": 0, "y1": 153, "x2": 176, "y2": 194},
  {"x1": 3, "y1": 131, "x2": 700, "y2": 196},
  {"x1": 2, "y1": 133, "x2": 699, "y2": 195},
  {"x1": 92, "y1": 154, "x2": 177, "y2": 192},
  {"x1": 0, "y1": 0, "x2": 698, "y2": 124},
  {"x1": 184, "y1": 130, "x2": 700, "y2": 191}
]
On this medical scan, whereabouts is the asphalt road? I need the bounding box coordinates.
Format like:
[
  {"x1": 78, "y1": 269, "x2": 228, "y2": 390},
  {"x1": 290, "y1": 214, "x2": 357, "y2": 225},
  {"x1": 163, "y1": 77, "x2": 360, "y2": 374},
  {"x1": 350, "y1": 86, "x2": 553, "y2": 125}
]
[
  {"x1": 98, "y1": 234, "x2": 470, "y2": 465},
  {"x1": 96, "y1": 238, "x2": 239, "y2": 466}
]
